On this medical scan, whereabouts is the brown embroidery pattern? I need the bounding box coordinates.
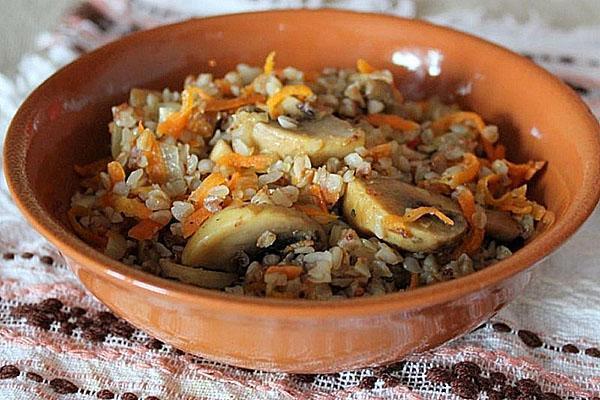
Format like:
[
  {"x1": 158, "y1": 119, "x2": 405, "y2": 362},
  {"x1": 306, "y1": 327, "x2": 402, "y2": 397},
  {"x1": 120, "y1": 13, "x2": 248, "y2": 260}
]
[
  {"x1": 488, "y1": 320, "x2": 600, "y2": 357},
  {"x1": 424, "y1": 362, "x2": 562, "y2": 400},
  {"x1": 0, "y1": 363, "x2": 161, "y2": 399},
  {"x1": 6, "y1": 297, "x2": 599, "y2": 360},
  {"x1": 2, "y1": 251, "x2": 61, "y2": 268},
  {"x1": 4, "y1": 295, "x2": 599, "y2": 398},
  {"x1": 9, "y1": 298, "x2": 135, "y2": 344}
]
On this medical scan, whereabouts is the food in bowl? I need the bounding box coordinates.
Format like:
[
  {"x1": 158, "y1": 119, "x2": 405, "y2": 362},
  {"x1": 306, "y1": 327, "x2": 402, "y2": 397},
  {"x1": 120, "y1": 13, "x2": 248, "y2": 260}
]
[{"x1": 68, "y1": 52, "x2": 553, "y2": 299}]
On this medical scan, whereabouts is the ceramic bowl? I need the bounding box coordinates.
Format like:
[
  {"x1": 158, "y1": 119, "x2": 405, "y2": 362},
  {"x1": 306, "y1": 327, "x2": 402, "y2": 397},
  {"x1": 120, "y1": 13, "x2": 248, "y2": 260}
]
[{"x1": 4, "y1": 10, "x2": 600, "y2": 373}]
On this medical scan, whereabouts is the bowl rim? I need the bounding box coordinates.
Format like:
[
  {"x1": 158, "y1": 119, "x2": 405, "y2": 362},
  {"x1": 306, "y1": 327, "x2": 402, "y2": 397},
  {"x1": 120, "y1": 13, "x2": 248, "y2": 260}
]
[{"x1": 4, "y1": 9, "x2": 600, "y2": 317}]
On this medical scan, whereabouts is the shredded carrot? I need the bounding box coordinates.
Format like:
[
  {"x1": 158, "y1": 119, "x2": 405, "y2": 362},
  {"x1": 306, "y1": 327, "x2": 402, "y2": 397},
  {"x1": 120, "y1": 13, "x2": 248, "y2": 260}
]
[
  {"x1": 365, "y1": 113, "x2": 420, "y2": 132},
  {"x1": 366, "y1": 142, "x2": 394, "y2": 159},
  {"x1": 228, "y1": 170, "x2": 258, "y2": 192},
  {"x1": 265, "y1": 264, "x2": 303, "y2": 280},
  {"x1": 431, "y1": 111, "x2": 485, "y2": 136},
  {"x1": 456, "y1": 188, "x2": 485, "y2": 256},
  {"x1": 477, "y1": 174, "x2": 534, "y2": 215},
  {"x1": 445, "y1": 153, "x2": 481, "y2": 189},
  {"x1": 110, "y1": 195, "x2": 152, "y2": 219},
  {"x1": 204, "y1": 93, "x2": 266, "y2": 112},
  {"x1": 309, "y1": 185, "x2": 328, "y2": 212},
  {"x1": 505, "y1": 160, "x2": 545, "y2": 188},
  {"x1": 156, "y1": 87, "x2": 212, "y2": 137},
  {"x1": 140, "y1": 129, "x2": 168, "y2": 184},
  {"x1": 263, "y1": 51, "x2": 276, "y2": 75},
  {"x1": 384, "y1": 215, "x2": 411, "y2": 237},
  {"x1": 481, "y1": 138, "x2": 505, "y2": 161},
  {"x1": 267, "y1": 84, "x2": 314, "y2": 118},
  {"x1": 128, "y1": 219, "x2": 164, "y2": 240},
  {"x1": 408, "y1": 272, "x2": 420, "y2": 290},
  {"x1": 107, "y1": 161, "x2": 125, "y2": 187},
  {"x1": 156, "y1": 109, "x2": 188, "y2": 137},
  {"x1": 188, "y1": 172, "x2": 227, "y2": 205},
  {"x1": 74, "y1": 157, "x2": 112, "y2": 177},
  {"x1": 356, "y1": 58, "x2": 376, "y2": 74},
  {"x1": 385, "y1": 207, "x2": 454, "y2": 237},
  {"x1": 403, "y1": 207, "x2": 455, "y2": 225},
  {"x1": 67, "y1": 207, "x2": 107, "y2": 247},
  {"x1": 182, "y1": 206, "x2": 212, "y2": 238},
  {"x1": 215, "y1": 153, "x2": 274, "y2": 173}
]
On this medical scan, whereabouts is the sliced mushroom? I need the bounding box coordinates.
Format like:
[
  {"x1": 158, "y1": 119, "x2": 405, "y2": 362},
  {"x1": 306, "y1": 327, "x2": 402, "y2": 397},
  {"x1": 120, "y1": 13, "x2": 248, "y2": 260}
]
[
  {"x1": 484, "y1": 209, "x2": 521, "y2": 242},
  {"x1": 252, "y1": 114, "x2": 366, "y2": 165},
  {"x1": 159, "y1": 259, "x2": 237, "y2": 289},
  {"x1": 343, "y1": 177, "x2": 468, "y2": 252},
  {"x1": 181, "y1": 204, "x2": 325, "y2": 272}
]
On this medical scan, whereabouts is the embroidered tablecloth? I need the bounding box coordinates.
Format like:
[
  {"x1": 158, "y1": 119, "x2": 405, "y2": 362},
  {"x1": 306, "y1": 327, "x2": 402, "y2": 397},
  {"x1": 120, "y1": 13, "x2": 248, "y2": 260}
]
[{"x1": 0, "y1": 1, "x2": 599, "y2": 399}]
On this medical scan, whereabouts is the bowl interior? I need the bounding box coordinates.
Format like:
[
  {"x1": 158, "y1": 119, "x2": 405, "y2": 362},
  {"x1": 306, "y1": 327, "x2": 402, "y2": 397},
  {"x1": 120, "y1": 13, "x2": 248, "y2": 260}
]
[{"x1": 6, "y1": 11, "x2": 600, "y2": 303}]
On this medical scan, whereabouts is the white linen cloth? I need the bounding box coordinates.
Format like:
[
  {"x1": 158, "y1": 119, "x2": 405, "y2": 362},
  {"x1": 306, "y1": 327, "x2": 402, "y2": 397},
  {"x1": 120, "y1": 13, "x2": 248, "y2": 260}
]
[{"x1": 0, "y1": 1, "x2": 598, "y2": 398}]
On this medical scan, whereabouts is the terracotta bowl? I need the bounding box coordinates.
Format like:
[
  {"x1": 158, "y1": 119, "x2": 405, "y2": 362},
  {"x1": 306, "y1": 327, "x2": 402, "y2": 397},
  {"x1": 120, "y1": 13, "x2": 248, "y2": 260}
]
[{"x1": 4, "y1": 10, "x2": 600, "y2": 373}]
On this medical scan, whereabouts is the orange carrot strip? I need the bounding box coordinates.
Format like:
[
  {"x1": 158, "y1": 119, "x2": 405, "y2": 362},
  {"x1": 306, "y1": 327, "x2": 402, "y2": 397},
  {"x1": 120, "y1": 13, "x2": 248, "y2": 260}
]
[
  {"x1": 265, "y1": 265, "x2": 303, "y2": 280},
  {"x1": 431, "y1": 111, "x2": 486, "y2": 136},
  {"x1": 477, "y1": 175, "x2": 534, "y2": 215},
  {"x1": 356, "y1": 58, "x2": 376, "y2": 74},
  {"x1": 216, "y1": 153, "x2": 274, "y2": 173},
  {"x1": 156, "y1": 110, "x2": 188, "y2": 137},
  {"x1": 267, "y1": 85, "x2": 314, "y2": 118},
  {"x1": 182, "y1": 207, "x2": 212, "y2": 238},
  {"x1": 156, "y1": 87, "x2": 212, "y2": 137},
  {"x1": 110, "y1": 195, "x2": 152, "y2": 219},
  {"x1": 228, "y1": 170, "x2": 258, "y2": 192},
  {"x1": 204, "y1": 93, "x2": 266, "y2": 112},
  {"x1": 309, "y1": 185, "x2": 328, "y2": 212},
  {"x1": 506, "y1": 160, "x2": 546, "y2": 188},
  {"x1": 402, "y1": 207, "x2": 455, "y2": 225},
  {"x1": 384, "y1": 215, "x2": 412, "y2": 237},
  {"x1": 456, "y1": 188, "x2": 485, "y2": 256},
  {"x1": 447, "y1": 153, "x2": 481, "y2": 188},
  {"x1": 128, "y1": 219, "x2": 165, "y2": 240},
  {"x1": 188, "y1": 172, "x2": 227, "y2": 204},
  {"x1": 263, "y1": 51, "x2": 276, "y2": 75},
  {"x1": 107, "y1": 161, "x2": 125, "y2": 186},
  {"x1": 142, "y1": 130, "x2": 168, "y2": 184},
  {"x1": 365, "y1": 113, "x2": 420, "y2": 132},
  {"x1": 384, "y1": 207, "x2": 453, "y2": 238}
]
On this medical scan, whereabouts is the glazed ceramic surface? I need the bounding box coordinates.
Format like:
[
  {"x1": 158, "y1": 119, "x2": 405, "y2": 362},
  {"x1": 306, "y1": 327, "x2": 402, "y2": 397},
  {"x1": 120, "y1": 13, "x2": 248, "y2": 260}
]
[{"x1": 4, "y1": 10, "x2": 600, "y2": 372}]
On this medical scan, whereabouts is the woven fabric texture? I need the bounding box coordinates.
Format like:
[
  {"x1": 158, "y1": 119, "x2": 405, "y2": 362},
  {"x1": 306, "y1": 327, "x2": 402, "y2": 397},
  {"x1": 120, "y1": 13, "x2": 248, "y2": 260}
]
[{"x1": 0, "y1": 1, "x2": 598, "y2": 399}]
